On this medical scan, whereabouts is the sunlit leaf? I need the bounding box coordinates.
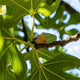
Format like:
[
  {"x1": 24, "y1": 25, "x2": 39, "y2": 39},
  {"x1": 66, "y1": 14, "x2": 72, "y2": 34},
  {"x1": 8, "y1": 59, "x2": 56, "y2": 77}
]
[
  {"x1": 65, "y1": 29, "x2": 78, "y2": 36},
  {"x1": 38, "y1": 0, "x2": 61, "y2": 17}
]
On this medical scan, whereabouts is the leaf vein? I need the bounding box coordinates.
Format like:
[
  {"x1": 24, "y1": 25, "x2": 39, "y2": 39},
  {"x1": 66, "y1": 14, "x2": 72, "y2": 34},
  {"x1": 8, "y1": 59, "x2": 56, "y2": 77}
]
[
  {"x1": 10, "y1": 0, "x2": 29, "y2": 13},
  {"x1": 43, "y1": 66, "x2": 66, "y2": 80}
]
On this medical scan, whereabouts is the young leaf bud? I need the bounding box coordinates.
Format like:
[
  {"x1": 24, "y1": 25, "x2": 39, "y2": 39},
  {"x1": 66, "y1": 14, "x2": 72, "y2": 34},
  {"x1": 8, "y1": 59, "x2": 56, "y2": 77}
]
[{"x1": 33, "y1": 34, "x2": 46, "y2": 44}]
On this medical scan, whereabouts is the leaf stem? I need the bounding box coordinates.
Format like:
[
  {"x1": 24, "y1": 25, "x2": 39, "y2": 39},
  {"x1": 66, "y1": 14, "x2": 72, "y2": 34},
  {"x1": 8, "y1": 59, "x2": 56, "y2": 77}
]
[
  {"x1": 20, "y1": 45, "x2": 29, "y2": 52},
  {"x1": 0, "y1": 36, "x2": 31, "y2": 45},
  {"x1": 31, "y1": 15, "x2": 35, "y2": 41},
  {"x1": 32, "y1": 48, "x2": 39, "y2": 67},
  {"x1": 34, "y1": 48, "x2": 42, "y2": 68}
]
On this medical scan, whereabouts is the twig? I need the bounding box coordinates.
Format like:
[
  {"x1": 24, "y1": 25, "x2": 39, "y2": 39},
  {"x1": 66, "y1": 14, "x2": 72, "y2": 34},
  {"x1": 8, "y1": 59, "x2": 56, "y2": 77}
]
[
  {"x1": 60, "y1": 1, "x2": 79, "y2": 14},
  {"x1": 35, "y1": 32, "x2": 80, "y2": 49},
  {"x1": 21, "y1": 19, "x2": 29, "y2": 52}
]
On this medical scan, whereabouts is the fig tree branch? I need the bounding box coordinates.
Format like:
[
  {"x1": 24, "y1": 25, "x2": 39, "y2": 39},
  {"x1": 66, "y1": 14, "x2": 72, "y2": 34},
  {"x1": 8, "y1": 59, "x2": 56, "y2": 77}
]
[
  {"x1": 60, "y1": 1, "x2": 79, "y2": 14},
  {"x1": 35, "y1": 32, "x2": 80, "y2": 49},
  {"x1": 21, "y1": 19, "x2": 29, "y2": 52}
]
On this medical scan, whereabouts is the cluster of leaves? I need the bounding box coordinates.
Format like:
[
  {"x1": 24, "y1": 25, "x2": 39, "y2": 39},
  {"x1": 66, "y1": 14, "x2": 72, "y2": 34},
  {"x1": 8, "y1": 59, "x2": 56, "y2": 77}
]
[{"x1": 0, "y1": 0, "x2": 80, "y2": 80}]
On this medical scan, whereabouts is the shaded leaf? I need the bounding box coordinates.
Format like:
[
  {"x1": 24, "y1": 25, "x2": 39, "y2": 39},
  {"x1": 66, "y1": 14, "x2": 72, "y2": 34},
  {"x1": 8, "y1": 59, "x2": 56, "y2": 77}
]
[
  {"x1": 38, "y1": 48, "x2": 55, "y2": 60},
  {"x1": 46, "y1": 0, "x2": 55, "y2": 5},
  {"x1": 0, "y1": 56, "x2": 17, "y2": 80},
  {"x1": 66, "y1": 13, "x2": 80, "y2": 25},
  {"x1": 28, "y1": 54, "x2": 80, "y2": 80},
  {"x1": 35, "y1": 5, "x2": 65, "y2": 29},
  {"x1": 42, "y1": 33, "x2": 56, "y2": 43},
  {"x1": 0, "y1": 0, "x2": 43, "y2": 27}
]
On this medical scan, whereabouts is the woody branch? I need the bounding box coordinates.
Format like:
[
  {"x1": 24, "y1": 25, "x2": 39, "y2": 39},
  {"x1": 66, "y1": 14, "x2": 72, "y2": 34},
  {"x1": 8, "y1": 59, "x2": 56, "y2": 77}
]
[{"x1": 35, "y1": 32, "x2": 80, "y2": 49}]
